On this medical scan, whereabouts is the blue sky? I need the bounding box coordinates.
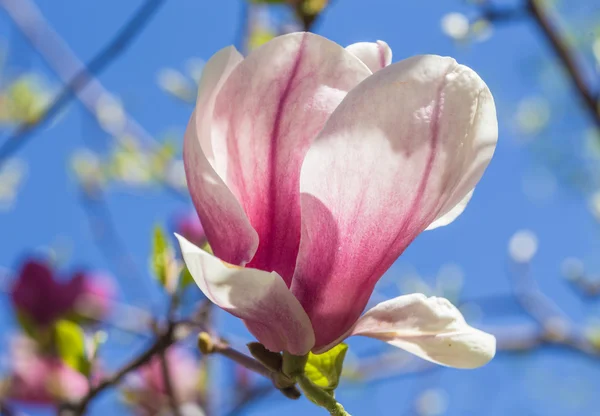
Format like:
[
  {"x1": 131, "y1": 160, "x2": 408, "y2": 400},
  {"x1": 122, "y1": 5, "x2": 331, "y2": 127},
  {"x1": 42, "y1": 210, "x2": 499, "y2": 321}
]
[{"x1": 1, "y1": 0, "x2": 600, "y2": 415}]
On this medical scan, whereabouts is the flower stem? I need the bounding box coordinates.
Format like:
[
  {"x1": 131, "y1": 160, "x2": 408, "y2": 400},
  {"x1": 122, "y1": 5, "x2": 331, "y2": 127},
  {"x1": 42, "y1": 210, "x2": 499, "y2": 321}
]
[{"x1": 296, "y1": 374, "x2": 350, "y2": 416}]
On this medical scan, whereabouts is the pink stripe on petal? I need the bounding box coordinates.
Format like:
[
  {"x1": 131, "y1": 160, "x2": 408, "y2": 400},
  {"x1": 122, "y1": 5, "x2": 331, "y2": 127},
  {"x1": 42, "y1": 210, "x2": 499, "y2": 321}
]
[
  {"x1": 176, "y1": 234, "x2": 315, "y2": 355},
  {"x1": 184, "y1": 46, "x2": 258, "y2": 265},
  {"x1": 293, "y1": 55, "x2": 498, "y2": 350},
  {"x1": 346, "y1": 40, "x2": 392, "y2": 73},
  {"x1": 211, "y1": 32, "x2": 371, "y2": 284}
]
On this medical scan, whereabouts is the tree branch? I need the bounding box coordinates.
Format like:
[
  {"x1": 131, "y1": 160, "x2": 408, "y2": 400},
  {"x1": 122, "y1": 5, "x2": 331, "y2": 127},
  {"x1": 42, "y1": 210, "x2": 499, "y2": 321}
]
[
  {"x1": 62, "y1": 321, "x2": 178, "y2": 415},
  {"x1": 480, "y1": 0, "x2": 599, "y2": 127},
  {"x1": 0, "y1": 0, "x2": 166, "y2": 166},
  {"x1": 524, "y1": 0, "x2": 599, "y2": 127},
  {"x1": 159, "y1": 350, "x2": 182, "y2": 416}
]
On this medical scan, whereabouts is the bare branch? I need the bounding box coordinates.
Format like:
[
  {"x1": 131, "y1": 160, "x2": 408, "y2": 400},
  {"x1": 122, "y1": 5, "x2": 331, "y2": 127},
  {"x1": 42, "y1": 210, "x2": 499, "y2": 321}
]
[
  {"x1": 159, "y1": 350, "x2": 182, "y2": 416},
  {"x1": 62, "y1": 321, "x2": 179, "y2": 415},
  {"x1": 526, "y1": 0, "x2": 599, "y2": 128},
  {"x1": 0, "y1": 0, "x2": 165, "y2": 166}
]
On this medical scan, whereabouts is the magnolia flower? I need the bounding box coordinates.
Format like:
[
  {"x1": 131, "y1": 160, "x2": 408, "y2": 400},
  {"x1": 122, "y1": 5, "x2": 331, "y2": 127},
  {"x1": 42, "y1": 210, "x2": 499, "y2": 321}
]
[
  {"x1": 178, "y1": 32, "x2": 497, "y2": 368},
  {"x1": 123, "y1": 348, "x2": 203, "y2": 416},
  {"x1": 11, "y1": 260, "x2": 114, "y2": 327},
  {"x1": 4, "y1": 336, "x2": 88, "y2": 404},
  {"x1": 173, "y1": 211, "x2": 207, "y2": 248}
]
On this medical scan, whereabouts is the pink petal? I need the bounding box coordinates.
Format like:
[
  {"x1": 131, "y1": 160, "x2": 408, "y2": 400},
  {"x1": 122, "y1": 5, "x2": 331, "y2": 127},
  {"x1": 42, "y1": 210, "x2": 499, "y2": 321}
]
[
  {"x1": 139, "y1": 347, "x2": 199, "y2": 403},
  {"x1": 346, "y1": 40, "x2": 392, "y2": 73},
  {"x1": 211, "y1": 32, "x2": 371, "y2": 284},
  {"x1": 292, "y1": 55, "x2": 498, "y2": 350},
  {"x1": 11, "y1": 260, "x2": 81, "y2": 326},
  {"x1": 176, "y1": 234, "x2": 315, "y2": 355},
  {"x1": 349, "y1": 294, "x2": 496, "y2": 369},
  {"x1": 184, "y1": 46, "x2": 259, "y2": 266}
]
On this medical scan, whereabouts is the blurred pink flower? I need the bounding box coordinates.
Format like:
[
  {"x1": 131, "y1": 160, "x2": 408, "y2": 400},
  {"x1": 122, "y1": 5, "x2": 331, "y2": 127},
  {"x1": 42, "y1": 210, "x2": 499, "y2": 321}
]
[
  {"x1": 124, "y1": 347, "x2": 201, "y2": 415},
  {"x1": 73, "y1": 271, "x2": 116, "y2": 322},
  {"x1": 11, "y1": 260, "x2": 83, "y2": 327},
  {"x1": 174, "y1": 211, "x2": 207, "y2": 248},
  {"x1": 11, "y1": 260, "x2": 114, "y2": 327},
  {"x1": 5, "y1": 337, "x2": 88, "y2": 405},
  {"x1": 178, "y1": 33, "x2": 497, "y2": 368}
]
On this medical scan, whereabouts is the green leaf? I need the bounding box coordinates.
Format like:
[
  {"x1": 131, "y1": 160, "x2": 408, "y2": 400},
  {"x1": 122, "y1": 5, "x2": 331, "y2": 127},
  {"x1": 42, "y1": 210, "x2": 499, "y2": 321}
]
[
  {"x1": 152, "y1": 225, "x2": 172, "y2": 287},
  {"x1": 15, "y1": 310, "x2": 38, "y2": 339},
  {"x1": 54, "y1": 320, "x2": 90, "y2": 376},
  {"x1": 304, "y1": 343, "x2": 348, "y2": 393},
  {"x1": 180, "y1": 266, "x2": 194, "y2": 290}
]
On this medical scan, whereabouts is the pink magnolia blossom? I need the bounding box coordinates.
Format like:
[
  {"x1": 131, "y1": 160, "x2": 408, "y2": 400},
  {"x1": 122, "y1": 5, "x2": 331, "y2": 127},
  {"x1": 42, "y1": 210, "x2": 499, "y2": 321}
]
[
  {"x1": 124, "y1": 348, "x2": 202, "y2": 415},
  {"x1": 5, "y1": 337, "x2": 88, "y2": 405},
  {"x1": 173, "y1": 211, "x2": 207, "y2": 248},
  {"x1": 177, "y1": 32, "x2": 497, "y2": 368},
  {"x1": 73, "y1": 271, "x2": 115, "y2": 322},
  {"x1": 11, "y1": 260, "x2": 114, "y2": 327}
]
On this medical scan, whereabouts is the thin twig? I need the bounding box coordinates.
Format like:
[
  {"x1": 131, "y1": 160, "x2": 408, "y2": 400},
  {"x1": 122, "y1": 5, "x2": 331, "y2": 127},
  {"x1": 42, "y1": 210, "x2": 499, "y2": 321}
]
[
  {"x1": 225, "y1": 385, "x2": 275, "y2": 416},
  {"x1": 77, "y1": 186, "x2": 154, "y2": 301},
  {"x1": 0, "y1": 402, "x2": 15, "y2": 416},
  {"x1": 159, "y1": 292, "x2": 183, "y2": 416},
  {"x1": 63, "y1": 322, "x2": 178, "y2": 415},
  {"x1": 0, "y1": 0, "x2": 166, "y2": 166},
  {"x1": 525, "y1": 0, "x2": 599, "y2": 127},
  {"x1": 159, "y1": 350, "x2": 182, "y2": 416}
]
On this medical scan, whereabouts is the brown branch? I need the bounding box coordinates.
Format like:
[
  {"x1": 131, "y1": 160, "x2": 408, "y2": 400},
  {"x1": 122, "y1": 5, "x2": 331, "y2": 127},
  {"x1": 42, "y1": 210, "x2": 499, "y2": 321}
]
[
  {"x1": 61, "y1": 322, "x2": 179, "y2": 415},
  {"x1": 199, "y1": 333, "x2": 301, "y2": 400},
  {"x1": 526, "y1": 0, "x2": 599, "y2": 127},
  {"x1": 0, "y1": 402, "x2": 15, "y2": 416},
  {"x1": 0, "y1": 0, "x2": 166, "y2": 166},
  {"x1": 225, "y1": 385, "x2": 275, "y2": 416},
  {"x1": 77, "y1": 186, "x2": 155, "y2": 301},
  {"x1": 159, "y1": 350, "x2": 182, "y2": 416}
]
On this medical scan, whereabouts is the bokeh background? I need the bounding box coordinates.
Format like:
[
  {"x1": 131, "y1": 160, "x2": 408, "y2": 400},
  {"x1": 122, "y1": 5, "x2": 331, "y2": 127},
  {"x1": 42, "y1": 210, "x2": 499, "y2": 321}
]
[{"x1": 1, "y1": 0, "x2": 600, "y2": 415}]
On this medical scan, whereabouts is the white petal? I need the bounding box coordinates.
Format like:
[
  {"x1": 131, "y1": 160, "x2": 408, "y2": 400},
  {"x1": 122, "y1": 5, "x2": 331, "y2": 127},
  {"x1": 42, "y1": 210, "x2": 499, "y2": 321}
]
[
  {"x1": 351, "y1": 294, "x2": 496, "y2": 369},
  {"x1": 426, "y1": 190, "x2": 473, "y2": 230},
  {"x1": 345, "y1": 40, "x2": 392, "y2": 72},
  {"x1": 175, "y1": 234, "x2": 315, "y2": 355}
]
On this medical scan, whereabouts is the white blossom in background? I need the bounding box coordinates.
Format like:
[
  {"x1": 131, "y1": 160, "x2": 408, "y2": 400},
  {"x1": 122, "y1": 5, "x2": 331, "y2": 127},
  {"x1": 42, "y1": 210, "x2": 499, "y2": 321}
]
[
  {"x1": 593, "y1": 38, "x2": 600, "y2": 70},
  {"x1": 71, "y1": 149, "x2": 104, "y2": 191},
  {"x1": 584, "y1": 128, "x2": 600, "y2": 158},
  {"x1": 416, "y1": 388, "x2": 449, "y2": 416},
  {"x1": 561, "y1": 257, "x2": 585, "y2": 281},
  {"x1": 157, "y1": 68, "x2": 195, "y2": 102},
  {"x1": 470, "y1": 18, "x2": 494, "y2": 42},
  {"x1": 441, "y1": 12, "x2": 470, "y2": 41},
  {"x1": 521, "y1": 167, "x2": 557, "y2": 202},
  {"x1": 436, "y1": 263, "x2": 465, "y2": 301},
  {"x1": 96, "y1": 94, "x2": 126, "y2": 133},
  {"x1": 185, "y1": 58, "x2": 205, "y2": 84},
  {"x1": 164, "y1": 159, "x2": 187, "y2": 190},
  {"x1": 509, "y1": 229, "x2": 539, "y2": 263},
  {"x1": 589, "y1": 191, "x2": 600, "y2": 221},
  {"x1": 515, "y1": 96, "x2": 551, "y2": 136},
  {"x1": 0, "y1": 158, "x2": 27, "y2": 211}
]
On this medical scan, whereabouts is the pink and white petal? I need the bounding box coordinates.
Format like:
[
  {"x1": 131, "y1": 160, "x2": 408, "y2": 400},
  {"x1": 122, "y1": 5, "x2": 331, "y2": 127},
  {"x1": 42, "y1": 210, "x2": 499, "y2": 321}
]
[
  {"x1": 346, "y1": 40, "x2": 392, "y2": 72},
  {"x1": 350, "y1": 294, "x2": 496, "y2": 369},
  {"x1": 176, "y1": 234, "x2": 315, "y2": 355},
  {"x1": 184, "y1": 47, "x2": 258, "y2": 266},
  {"x1": 194, "y1": 46, "x2": 243, "y2": 176},
  {"x1": 211, "y1": 32, "x2": 372, "y2": 284},
  {"x1": 293, "y1": 55, "x2": 498, "y2": 350},
  {"x1": 425, "y1": 190, "x2": 473, "y2": 230}
]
